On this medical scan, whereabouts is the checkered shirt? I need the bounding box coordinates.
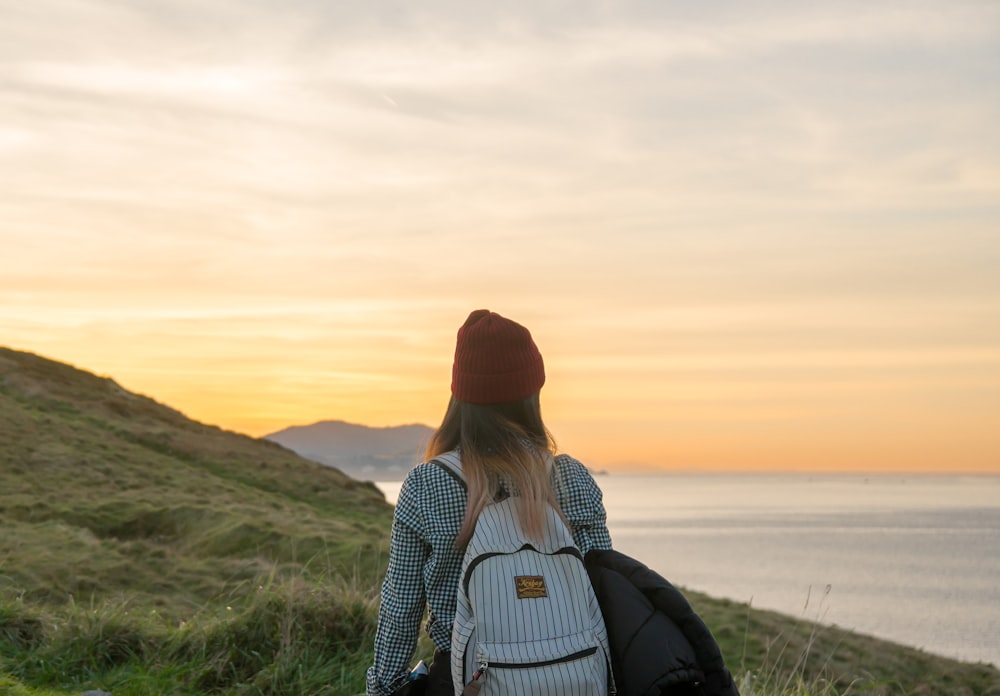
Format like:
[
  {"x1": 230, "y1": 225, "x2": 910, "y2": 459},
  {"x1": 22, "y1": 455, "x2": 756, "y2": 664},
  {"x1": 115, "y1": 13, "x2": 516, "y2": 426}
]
[{"x1": 365, "y1": 451, "x2": 613, "y2": 696}]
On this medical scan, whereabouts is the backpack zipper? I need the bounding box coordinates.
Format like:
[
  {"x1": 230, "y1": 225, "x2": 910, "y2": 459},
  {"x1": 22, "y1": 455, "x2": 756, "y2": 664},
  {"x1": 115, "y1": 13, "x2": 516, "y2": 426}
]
[
  {"x1": 465, "y1": 647, "x2": 600, "y2": 694},
  {"x1": 462, "y1": 659, "x2": 489, "y2": 696},
  {"x1": 485, "y1": 645, "x2": 598, "y2": 669}
]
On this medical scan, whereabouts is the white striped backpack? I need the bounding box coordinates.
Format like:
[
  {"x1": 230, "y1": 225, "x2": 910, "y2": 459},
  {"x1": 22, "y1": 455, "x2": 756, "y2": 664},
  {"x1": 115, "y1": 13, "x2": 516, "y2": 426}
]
[{"x1": 434, "y1": 455, "x2": 614, "y2": 696}]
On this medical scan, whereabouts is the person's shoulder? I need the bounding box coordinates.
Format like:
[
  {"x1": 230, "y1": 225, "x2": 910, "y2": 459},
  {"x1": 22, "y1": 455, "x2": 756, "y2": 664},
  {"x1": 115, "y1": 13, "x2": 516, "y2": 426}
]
[
  {"x1": 554, "y1": 453, "x2": 592, "y2": 477},
  {"x1": 552, "y1": 453, "x2": 606, "y2": 516},
  {"x1": 395, "y1": 453, "x2": 465, "y2": 520},
  {"x1": 406, "y1": 451, "x2": 465, "y2": 491},
  {"x1": 553, "y1": 453, "x2": 604, "y2": 490}
]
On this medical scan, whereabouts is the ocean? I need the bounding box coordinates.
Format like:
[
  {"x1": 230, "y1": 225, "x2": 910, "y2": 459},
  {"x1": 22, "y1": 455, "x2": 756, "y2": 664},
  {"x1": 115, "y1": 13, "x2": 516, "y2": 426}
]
[{"x1": 376, "y1": 473, "x2": 1000, "y2": 667}]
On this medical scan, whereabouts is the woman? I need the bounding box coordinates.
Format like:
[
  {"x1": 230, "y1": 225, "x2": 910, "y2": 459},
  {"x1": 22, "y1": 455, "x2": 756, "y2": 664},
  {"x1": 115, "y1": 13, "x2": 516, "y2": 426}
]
[{"x1": 365, "y1": 309, "x2": 613, "y2": 696}]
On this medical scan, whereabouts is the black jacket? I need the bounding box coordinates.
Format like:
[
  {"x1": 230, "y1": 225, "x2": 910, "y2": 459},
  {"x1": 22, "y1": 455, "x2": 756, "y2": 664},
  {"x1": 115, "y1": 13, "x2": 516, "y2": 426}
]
[{"x1": 585, "y1": 549, "x2": 740, "y2": 696}]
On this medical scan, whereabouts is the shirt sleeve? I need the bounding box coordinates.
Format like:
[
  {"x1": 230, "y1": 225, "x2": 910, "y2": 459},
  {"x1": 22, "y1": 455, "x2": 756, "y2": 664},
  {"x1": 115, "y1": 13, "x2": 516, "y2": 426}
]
[
  {"x1": 366, "y1": 470, "x2": 429, "y2": 696},
  {"x1": 553, "y1": 455, "x2": 613, "y2": 555}
]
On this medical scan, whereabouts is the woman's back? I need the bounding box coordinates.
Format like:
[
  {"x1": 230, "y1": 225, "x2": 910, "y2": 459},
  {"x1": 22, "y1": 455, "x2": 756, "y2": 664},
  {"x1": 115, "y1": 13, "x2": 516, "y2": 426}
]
[{"x1": 365, "y1": 310, "x2": 612, "y2": 696}]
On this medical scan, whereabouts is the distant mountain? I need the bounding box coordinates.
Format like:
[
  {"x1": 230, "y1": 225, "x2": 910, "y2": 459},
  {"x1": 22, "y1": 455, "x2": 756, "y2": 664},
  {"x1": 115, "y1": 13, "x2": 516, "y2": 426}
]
[{"x1": 266, "y1": 420, "x2": 434, "y2": 480}]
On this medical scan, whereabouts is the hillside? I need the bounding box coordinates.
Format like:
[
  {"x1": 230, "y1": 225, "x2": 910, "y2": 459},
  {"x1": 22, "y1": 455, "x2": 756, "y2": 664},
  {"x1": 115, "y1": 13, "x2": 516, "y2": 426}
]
[
  {"x1": 0, "y1": 346, "x2": 392, "y2": 614},
  {"x1": 265, "y1": 420, "x2": 433, "y2": 480}
]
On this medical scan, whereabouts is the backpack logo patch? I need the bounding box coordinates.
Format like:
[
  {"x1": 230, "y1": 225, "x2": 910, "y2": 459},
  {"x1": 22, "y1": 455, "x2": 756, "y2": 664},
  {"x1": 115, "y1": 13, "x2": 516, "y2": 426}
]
[{"x1": 514, "y1": 575, "x2": 548, "y2": 599}]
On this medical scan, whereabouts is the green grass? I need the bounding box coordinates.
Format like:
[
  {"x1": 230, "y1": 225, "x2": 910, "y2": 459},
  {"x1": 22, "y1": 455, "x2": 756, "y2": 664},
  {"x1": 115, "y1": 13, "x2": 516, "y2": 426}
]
[
  {"x1": 1, "y1": 345, "x2": 998, "y2": 695},
  {"x1": 0, "y1": 570, "x2": 380, "y2": 695},
  {"x1": 3, "y1": 573, "x2": 998, "y2": 696},
  {"x1": 687, "y1": 588, "x2": 1000, "y2": 696}
]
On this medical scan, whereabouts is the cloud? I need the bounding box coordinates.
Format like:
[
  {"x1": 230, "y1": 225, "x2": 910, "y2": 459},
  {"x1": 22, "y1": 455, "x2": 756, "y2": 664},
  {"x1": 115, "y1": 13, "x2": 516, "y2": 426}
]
[{"x1": 1, "y1": 0, "x2": 998, "y2": 468}]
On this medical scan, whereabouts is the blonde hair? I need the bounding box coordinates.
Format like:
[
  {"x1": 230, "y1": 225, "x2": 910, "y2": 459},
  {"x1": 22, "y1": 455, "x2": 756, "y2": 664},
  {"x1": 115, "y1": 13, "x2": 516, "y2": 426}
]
[{"x1": 425, "y1": 396, "x2": 563, "y2": 548}]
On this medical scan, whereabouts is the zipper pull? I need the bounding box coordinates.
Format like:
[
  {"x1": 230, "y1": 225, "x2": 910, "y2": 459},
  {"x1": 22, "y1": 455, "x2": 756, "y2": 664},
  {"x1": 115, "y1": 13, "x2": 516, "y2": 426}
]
[{"x1": 462, "y1": 660, "x2": 488, "y2": 696}]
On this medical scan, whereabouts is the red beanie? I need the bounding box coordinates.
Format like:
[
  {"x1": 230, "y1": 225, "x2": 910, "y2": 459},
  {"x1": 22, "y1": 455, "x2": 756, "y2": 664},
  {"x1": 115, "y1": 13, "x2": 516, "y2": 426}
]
[{"x1": 451, "y1": 309, "x2": 546, "y2": 404}]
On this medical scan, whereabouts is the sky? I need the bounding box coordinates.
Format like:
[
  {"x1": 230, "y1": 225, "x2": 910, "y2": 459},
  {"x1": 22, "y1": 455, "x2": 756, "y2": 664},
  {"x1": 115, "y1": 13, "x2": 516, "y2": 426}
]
[{"x1": 2, "y1": 0, "x2": 999, "y2": 473}]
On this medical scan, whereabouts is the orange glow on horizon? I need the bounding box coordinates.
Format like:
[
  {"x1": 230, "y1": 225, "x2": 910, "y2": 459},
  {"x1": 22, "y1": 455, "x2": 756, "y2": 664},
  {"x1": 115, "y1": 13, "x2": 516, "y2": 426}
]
[{"x1": 6, "y1": 321, "x2": 996, "y2": 474}]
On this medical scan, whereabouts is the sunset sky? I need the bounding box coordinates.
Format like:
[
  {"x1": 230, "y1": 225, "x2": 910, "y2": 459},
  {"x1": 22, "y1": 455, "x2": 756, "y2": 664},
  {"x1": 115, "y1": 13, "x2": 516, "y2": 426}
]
[{"x1": 2, "y1": 1, "x2": 998, "y2": 472}]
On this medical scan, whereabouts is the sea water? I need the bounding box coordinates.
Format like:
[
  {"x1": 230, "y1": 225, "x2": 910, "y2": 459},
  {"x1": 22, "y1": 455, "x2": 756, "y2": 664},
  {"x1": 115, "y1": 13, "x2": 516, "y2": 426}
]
[{"x1": 375, "y1": 474, "x2": 1000, "y2": 666}]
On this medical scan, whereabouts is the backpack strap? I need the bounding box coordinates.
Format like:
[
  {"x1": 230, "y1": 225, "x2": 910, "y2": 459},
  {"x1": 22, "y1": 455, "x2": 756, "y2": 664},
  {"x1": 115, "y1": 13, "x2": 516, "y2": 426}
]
[{"x1": 431, "y1": 453, "x2": 467, "y2": 491}]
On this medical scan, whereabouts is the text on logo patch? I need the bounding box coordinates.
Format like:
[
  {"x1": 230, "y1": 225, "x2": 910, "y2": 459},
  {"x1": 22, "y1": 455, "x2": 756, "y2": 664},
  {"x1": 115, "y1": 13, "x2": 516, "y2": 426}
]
[{"x1": 514, "y1": 575, "x2": 548, "y2": 599}]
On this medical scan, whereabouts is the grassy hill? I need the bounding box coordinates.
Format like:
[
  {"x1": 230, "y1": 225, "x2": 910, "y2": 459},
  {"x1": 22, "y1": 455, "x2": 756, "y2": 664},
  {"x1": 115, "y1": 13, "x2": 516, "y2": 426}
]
[
  {"x1": 1, "y1": 346, "x2": 998, "y2": 695},
  {"x1": 0, "y1": 346, "x2": 394, "y2": 694},
  {"x1": 0, "y1": 347, "x2": 392, "y2": 613}
]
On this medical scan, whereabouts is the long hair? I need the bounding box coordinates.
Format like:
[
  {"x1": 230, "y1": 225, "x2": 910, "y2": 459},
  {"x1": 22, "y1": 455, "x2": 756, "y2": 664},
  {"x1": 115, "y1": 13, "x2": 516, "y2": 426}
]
[{"x1": 425, "y1": 394, "x2": 562, "y2": 548}]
